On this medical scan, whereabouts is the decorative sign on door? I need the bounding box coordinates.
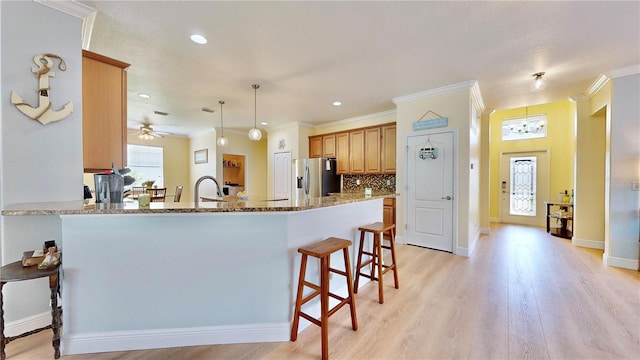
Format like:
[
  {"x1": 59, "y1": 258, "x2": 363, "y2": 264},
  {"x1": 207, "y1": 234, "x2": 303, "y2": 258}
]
[{"x1": 11, "y1": 53, "x2": 74, "y2": 125}]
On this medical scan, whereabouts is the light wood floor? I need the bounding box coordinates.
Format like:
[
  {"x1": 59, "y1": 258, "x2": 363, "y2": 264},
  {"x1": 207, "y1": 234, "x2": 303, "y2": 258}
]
[{"x1": 6, "y1": 223, "x2": 640, "y2": 359}]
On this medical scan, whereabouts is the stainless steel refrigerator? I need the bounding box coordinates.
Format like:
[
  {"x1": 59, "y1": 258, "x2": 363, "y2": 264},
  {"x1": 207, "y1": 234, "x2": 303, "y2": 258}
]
[{"x1": 292, "y1": 158, "x2": 341, "y2": 201}]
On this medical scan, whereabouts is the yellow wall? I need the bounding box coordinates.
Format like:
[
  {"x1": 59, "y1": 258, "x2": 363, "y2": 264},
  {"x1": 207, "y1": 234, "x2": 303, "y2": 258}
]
[
  {"x1": 573, "y1": 99, "x2": 605, "y2": 246},
  {"x1": 488, "y1": 100, "x2": 575, "y2": 220}
]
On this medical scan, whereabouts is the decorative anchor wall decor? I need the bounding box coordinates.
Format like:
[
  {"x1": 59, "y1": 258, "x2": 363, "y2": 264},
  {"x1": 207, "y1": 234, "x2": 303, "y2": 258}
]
[{"x1": 11, "y1": 53, "x2": 74, "y2": 125}]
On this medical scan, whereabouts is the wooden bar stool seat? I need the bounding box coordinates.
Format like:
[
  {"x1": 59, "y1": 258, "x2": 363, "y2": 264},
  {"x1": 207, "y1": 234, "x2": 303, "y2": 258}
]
[
  {"x1": 354, "y1": 222, "x2": 399, "y2": 304},
  {"x1": 1, "y1": 261, "x2": 61, "y2": 360},
  {"x1": 290, "y1": 237, "x2": 358, "y2": 360}
]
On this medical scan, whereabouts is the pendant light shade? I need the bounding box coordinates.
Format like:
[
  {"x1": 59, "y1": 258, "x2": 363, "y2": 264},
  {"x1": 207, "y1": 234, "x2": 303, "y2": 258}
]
[
  {"x1": 530, "y1": 72, "x2": 547, "y2": 92},
  {"x1": 248, "y1": 84, "x2": 262, "y2": 141},
  {"x1": 216, "y1": 100, "x2": 228, "y2": 147}
]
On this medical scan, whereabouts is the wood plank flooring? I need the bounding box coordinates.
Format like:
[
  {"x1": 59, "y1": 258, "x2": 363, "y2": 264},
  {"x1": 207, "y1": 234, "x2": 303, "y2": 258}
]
[{"x1": 5, "y1": 223, "x2": 639, "y2": 359}]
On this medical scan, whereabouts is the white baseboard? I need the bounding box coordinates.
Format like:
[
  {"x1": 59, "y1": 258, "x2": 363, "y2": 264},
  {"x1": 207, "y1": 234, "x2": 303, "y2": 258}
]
[
  {"x1": 456, "y1": 246, "x2": 469, "y2": 257},
  {"x1": 62, "y1": 322, "x2": 289, "y2": 355},
  {"x1": 4, "y1": 311, "x2": 51, "y2": 337},
  {"x1": 395, "y1": 235, "x2": 407, "y2": 244},
  {"x1": 572, "y1": 237, "x2": 605, "y2": 250},
  {"x1": 604, "y1": 253, "x2": 639, "y2": 270},
  {"x1": 480, "y1": 227, "x2": 491, "y2": 235},
  {"x1": 489, "y1": 217, "x2": 501, "y2": 223}
]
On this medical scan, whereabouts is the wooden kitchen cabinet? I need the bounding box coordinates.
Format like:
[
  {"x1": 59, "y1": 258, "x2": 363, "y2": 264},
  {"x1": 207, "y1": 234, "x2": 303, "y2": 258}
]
[
  {"x1": 365, "y1": 127, "x2": 381, "y2": 174},
  {"x1": 322, "y1": 134, "x2": 336, "y2": 158},
  {"x1": 349, "y1": 129, "x2": 365, "y2": 174},
  {"x1": 381, "y1": 124, "x2": 396, "y2": 174},
  {"x1": 309, "y1": 135, "x2": 323, "y2": 158},
  {"x1": 336, "y1": 132, "x2": 349, "y2": 174},
  {"x1": 383, "y1": 197, "x2": 396, "y2": 240},
  {"x1": 82, "y1": 50, "x2": 129, "y2": 171}
]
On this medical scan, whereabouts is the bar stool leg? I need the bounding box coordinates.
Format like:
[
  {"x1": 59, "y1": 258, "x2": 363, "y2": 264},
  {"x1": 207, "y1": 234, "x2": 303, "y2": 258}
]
[
  {"x1": 389, "y1": 227, "x2": 399, "y2": 289},
  {"x1": 320, "y1": 256, "x2": 329, "y2": 360},
  {"x1": 342, "y1": 248, "x2": 358, "y2": 331},
  {"x1": 49, "y1": 274, "x2": 61, "y2": 359},
  {"x1": 375, "y1": 233, "x2": 385, "y2": 304},
  {"x1": 290, "y1": 254, "x2": 308, "y2": 341},
  {"x1": 353, "y1": 230, "x2": 366, "y2": 293}
]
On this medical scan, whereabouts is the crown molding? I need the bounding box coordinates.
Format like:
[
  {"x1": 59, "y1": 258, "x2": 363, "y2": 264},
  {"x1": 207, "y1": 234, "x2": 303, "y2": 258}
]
[
  {"x1": 586, "y1": 74, "x2": 610, "y2": 97},
  {"x1": 608, "y1": 64, "x2": 640, "y2": 79},
  {"x1": 34, "y1": 0, "x2": 96, "y2": 50},
  {"x1": 470, "y1": 81, "x2": 485, "y2": 113},
  {"x1": 316, "y1": 109, "x2": 397, "y2": 129},
  {"x1": 392, "y1": 80, "x2": 477, "y2": 105}
]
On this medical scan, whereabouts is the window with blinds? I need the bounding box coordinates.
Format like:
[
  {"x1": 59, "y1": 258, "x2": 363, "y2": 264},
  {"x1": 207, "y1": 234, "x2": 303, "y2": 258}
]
[{"x1": 127, "y1": 144, "x2": 164, "y2": 187}]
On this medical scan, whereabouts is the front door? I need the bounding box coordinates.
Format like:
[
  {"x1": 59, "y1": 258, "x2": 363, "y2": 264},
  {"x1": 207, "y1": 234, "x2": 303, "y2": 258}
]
[
  {"x1": 407, "y1": 131, "x2": 454, "y2": 252},
  {"x1": 500, "y1": 151, "x2": 549, "y2": 227}
]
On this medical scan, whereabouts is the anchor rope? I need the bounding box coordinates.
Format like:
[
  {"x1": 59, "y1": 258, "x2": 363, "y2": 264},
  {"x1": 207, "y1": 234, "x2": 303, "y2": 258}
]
[{"x1": 35, "y1": 53, "x2": 67, "y2": 75}]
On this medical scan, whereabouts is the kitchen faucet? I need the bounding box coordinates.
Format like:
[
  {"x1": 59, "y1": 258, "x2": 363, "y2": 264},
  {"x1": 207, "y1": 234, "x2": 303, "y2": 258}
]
[{"x1": 194, "y1": 175, "x2": 223, "y2": 204}]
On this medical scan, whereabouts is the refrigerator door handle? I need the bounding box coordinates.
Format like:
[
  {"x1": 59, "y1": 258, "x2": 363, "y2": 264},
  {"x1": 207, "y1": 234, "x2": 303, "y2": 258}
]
[{"x1": 304, "y1": 165, "x2": 310, "y2": 195}]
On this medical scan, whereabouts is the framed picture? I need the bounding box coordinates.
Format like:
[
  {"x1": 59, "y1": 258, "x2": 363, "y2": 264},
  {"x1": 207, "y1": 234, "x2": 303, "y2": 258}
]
[{"x1": 194, "y1": 149, "x2": 208, "y2": 164}]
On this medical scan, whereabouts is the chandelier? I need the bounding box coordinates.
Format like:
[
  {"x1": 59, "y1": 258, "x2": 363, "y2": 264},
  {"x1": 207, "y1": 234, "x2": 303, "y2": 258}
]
[{"x1": 508, "y1": 107, "x2": 545, "y2": 134}]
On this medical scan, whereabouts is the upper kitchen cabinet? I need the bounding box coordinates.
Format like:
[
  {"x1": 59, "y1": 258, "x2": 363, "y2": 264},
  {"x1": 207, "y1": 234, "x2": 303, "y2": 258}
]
[
  {"x1": 336, "y1": 132, "x2": 349, "y2": 174},
  {"x1": 82, "y1": 50, "x2": 129, "y2": 172},
  {"x1": 349, "y1": 129, "x2": 365, "y2": 174},
  {"x1": 364, "y1": 127, "x2": 381, "y2": 174},
  {"x1": 309, "y1": 135, "x2": 323, "y2": 158},
  {"x1": 381, "y1": 124, "x2": 396, "y2": 174},
  {"x1": 322, "y1": 134, "x2": 336, "y2": 158}
]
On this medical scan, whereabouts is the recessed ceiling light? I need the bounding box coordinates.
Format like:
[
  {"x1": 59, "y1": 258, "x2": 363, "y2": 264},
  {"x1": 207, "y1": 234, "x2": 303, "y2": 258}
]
[
  {"x1": 332, "y1": 101, "x2": 342, "y2": 106},
  {"x1": 138, "y1": 93, "x2": 150, "y2": 99},
  {"x1": 190, "y1": 34, "x2": 207, "y2": 44},
  {"x1": 260, "y1": 122, "x2": 268, "y2": 126}
]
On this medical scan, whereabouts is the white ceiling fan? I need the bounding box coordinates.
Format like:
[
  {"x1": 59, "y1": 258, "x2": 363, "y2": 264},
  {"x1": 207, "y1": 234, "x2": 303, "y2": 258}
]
[{"x1": 131, "y1": 121, "x2": 171, "y2": 140}]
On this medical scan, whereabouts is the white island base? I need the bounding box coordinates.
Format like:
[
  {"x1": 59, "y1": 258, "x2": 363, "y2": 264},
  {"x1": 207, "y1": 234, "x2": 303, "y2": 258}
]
[{"x1": 60, "y1": 199, "x2": 381, "y2": 355}]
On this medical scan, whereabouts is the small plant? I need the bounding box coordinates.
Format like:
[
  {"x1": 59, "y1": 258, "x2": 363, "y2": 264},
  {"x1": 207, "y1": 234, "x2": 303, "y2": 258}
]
[
  {"x1": 141, "y1": 180, "x2": 155, "y2": 188},
  {"x1": 118, "y1": 168, "x2": 136, "y2": 186}
]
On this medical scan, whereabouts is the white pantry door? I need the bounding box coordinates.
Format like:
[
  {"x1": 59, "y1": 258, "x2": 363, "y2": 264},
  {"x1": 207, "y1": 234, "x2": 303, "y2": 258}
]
[
  {"x1": 274, "y1": 151, "x2": 291, "y2": 200},
  {"x1": 407, "y1": 132, "x2": 454, "y2": 252}
]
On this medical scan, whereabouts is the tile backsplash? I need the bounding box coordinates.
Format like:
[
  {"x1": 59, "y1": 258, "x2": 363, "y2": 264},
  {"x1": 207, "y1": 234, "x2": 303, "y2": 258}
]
[{"x1": 343, "y1": 174, "x2": 396, "y2": 193}]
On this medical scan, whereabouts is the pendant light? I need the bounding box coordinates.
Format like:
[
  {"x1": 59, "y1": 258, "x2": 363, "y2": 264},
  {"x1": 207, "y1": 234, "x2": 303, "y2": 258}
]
[
  {"x1": 216, "y1": 100, "x2": 228, "y2": 147},
  {"x1": 530, "y1": 72, "x2": 547, "y2": 92},
  {"x1": 248, "y1": 84, "x2": 262, "y2": 141}
]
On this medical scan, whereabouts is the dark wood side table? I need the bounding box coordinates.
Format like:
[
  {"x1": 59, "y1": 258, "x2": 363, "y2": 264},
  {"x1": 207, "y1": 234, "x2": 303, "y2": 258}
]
[{"x1": 0, "y1": 261, "x2": 61, "y2": 360}]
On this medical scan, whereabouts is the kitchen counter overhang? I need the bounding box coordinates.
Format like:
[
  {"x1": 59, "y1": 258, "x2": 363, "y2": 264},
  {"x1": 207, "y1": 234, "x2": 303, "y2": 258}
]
[{"x1": 1, "y1": 193, "x2": 396, "y2": 216}]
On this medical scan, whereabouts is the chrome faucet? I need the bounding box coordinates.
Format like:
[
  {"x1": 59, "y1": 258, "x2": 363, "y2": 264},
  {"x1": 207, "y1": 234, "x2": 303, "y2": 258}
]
[{"x1": 194, "y1": 175, "x2": 224, "y2": 204}]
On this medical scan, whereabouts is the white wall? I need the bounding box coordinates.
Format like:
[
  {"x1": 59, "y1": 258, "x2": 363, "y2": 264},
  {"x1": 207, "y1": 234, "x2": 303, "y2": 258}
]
[
  {"x1": 608, "y1": 73, "x2": 640, "y2": 266},
  {"x1": 189, "y1": 129, "x2": 218, "y2": 199},
  {"x1": 393, "y1": 82, "x2": 479, "y2": 254},
  {"x1": 0, "y1": 1, "x2": 82, "y2": 327}
]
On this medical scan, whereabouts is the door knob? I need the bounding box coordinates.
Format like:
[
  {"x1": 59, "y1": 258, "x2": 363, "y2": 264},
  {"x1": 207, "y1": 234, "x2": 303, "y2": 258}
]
[{"x1": 441, "y1": 196, "x2": 452, "y2": 200}]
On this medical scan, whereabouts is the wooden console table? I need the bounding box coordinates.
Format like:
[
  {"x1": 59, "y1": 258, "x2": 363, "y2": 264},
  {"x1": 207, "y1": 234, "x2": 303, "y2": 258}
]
[{"x1": 546, "y1": 202, "x2": 573, "y2": 239}]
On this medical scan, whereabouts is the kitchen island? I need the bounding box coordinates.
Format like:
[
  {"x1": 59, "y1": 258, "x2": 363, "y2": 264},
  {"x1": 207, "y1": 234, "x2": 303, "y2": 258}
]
[{"x1": 2, "y1": 194, "x2": 391, "y2": 355}]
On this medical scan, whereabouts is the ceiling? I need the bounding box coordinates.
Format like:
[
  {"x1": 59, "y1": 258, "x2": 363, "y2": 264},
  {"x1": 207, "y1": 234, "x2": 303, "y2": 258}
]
[{"x1": 78, "y1": 1, "x2": 639, "y2": 138}]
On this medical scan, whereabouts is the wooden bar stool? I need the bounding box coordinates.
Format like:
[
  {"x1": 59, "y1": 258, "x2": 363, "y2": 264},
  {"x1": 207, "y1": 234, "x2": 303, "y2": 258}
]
[
  {"x1": 290, "y1": 237, "x2": 358, "y2": 360},
  {"x1": 354, "y1": 222, "x2": 399, "y2": 304},
  {"x1": 1, "y1": 261, "x2": 61, "y2": 360}
]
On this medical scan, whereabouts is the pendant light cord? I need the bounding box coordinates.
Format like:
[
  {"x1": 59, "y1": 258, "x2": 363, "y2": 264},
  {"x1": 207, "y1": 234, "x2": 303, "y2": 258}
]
[
  {"x1": 219, "y1": 100, "x2": 224, "y2": 136},
  {"x1": 252, "y1": 84, "x2": 259, "y2": 128}
]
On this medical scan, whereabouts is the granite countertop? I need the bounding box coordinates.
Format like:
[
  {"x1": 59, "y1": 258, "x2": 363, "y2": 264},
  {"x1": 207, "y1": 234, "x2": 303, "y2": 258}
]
[{"x1": 1, "y1": 193, "x2": 397, "y2": 216}]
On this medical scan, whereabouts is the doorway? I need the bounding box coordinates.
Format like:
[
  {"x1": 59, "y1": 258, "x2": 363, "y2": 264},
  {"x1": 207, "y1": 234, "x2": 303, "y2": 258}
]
[
  {"x1": 500, "y1": 150, "x2": 549, "y2": 227},
  {"x1": 222, "y1": 153, "x2": 246, "y2": 194},
  {"x1": 406, "y1": 131, "x2": 455, "y2": 252}
]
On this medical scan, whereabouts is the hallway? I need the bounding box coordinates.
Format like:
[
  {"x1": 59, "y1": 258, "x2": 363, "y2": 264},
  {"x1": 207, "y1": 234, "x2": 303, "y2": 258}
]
[{"x1": 7, "y1": 224, "x2": 640, "y2": 359}]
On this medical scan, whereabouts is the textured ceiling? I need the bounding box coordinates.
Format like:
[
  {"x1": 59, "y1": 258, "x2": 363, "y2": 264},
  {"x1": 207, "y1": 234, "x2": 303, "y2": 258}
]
[{"x1": 79, "y1": 1, "x2": 639, "y2": 137}]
